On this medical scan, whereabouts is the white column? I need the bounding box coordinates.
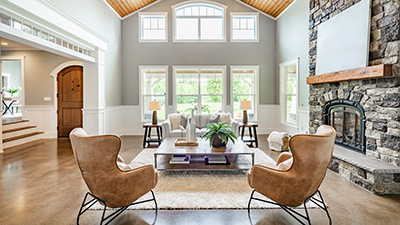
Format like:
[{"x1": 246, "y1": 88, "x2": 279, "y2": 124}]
[{"x1": 82, "y1": 48, "x2": 106, "y2": 135}]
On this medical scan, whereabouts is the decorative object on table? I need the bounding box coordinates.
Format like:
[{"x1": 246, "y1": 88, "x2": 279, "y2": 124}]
[
  {"x1": 174, "y1": 138, "x2": 199, "y2": 146},
  {"x1": 185, "y1": 109, "x2": 196, "y2": 143},
  {"x1": 267, "y1": 131, "x2": 289, "y2": 151},
  {"x1": 3, "y1": 86, "x2": 21, "y2": 97},
  {"x1": 149, "y1": 100, "x2": 161, "y2": 124},
  {"x1": 202, "y1": 122, "x2": 237, "y2": 147},
  {"x1": 240, "y1": 100, "x2": 251, "y2": 124}
]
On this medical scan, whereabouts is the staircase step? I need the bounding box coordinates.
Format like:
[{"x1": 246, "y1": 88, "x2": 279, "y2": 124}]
[
  {"x1": 3, "y1": 126, "x2": 37, "y2": 134},
  {"x1": 3, "y1": 132, "x2": 44, "y2": 143},
  {"x1": 2, "y1": 119, "x2": 29, "y2": 126}
]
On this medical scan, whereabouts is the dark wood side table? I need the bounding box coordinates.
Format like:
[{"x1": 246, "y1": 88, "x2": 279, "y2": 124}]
[
  {"x1": 143, "y1": 123, "x2": 163, "y2": 147},
  {"x1": 238, "y1": 122, "x2": 258, "y2": 147}
]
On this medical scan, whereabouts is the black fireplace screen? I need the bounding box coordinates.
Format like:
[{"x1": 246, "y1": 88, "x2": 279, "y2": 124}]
[{"x1": 323, "y1": 100, "x2": 366, "y2": 154}]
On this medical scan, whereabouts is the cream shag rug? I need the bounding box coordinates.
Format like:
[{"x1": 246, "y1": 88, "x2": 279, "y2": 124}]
[{"x1": 92, "y1": 148, "x2": 323, "y2": 210}]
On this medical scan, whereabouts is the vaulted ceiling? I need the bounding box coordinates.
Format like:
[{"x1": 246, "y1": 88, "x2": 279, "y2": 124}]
[{"x1": 105, "y1": 0, "x2": 294, "y2": 19}]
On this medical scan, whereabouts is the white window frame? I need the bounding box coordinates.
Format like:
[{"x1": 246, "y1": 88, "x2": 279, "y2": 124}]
[
  {"x1": 172, "y1": 65, "x2": 227, "y2": 114},
  {"x1": 279, "y1": 58, "x2": 299, "y2": 127},
  {"x1": 230, "y1": 12, "x2": 259, "y2": 42},
  {"x1": 171, "y1": 0, "x2": 227, "y2": 43},
  {"x1": 139, "y1": 12, "x2": 168, "y2": 42},
  {"x1": 139, "y1": 66, "x2": 169, "y2": 122},
  {"x1": 230, "y1": 65, "x2": 259, "y2": 121}
]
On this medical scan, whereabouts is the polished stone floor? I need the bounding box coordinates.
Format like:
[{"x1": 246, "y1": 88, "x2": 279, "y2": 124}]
[{"x1": 1, "y1": 135, "x2": 400, "y2": 225}]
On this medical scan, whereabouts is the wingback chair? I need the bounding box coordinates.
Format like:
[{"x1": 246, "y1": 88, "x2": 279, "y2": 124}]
[
  {"x1": 247, "y1": 125, "x2": 336, "y2": 225},
  {"x1": 69, "y1": 128, "x2": 158, "y2": 225}
]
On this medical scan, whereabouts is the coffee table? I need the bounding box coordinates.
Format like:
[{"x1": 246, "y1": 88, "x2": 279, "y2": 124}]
[{"x1": 154, "y1": 138, "x2": 255, "y2": 171}]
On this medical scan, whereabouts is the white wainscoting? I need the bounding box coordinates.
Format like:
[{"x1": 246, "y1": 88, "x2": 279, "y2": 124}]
[
  {"x1": 22, "y1": 106, "x2": 57, "y2": 138},
  {"x1": 19, "y1": 104, "x2": 309, "y2": 139},
  {"x1": 257, "y1": 105, "x2": 280, "y2": 134}
]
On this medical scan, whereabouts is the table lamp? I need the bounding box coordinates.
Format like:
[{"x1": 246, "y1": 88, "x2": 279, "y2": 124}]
[
  {"x1": 240, "y1": 100, "x2": 251, "y2": 124},
  {"x1": 149, "y1": 100, "x2": 161, "y2": 124}
]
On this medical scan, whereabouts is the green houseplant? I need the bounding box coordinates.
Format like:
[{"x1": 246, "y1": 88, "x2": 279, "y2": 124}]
[{"x1": 202, "y1": 122, "x2": 237, "y2": 147}]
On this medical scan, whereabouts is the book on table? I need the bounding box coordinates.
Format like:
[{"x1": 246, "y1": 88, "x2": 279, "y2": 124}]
[
  {"x1": 169, "y1": 154, "x2": 191, "y2": 164},
  {"x1": 205, "y1": 155, "x2": 229, "y2": 165}
]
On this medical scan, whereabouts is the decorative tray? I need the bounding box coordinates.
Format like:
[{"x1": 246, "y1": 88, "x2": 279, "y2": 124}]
[{"x1": 175, "y1": 138, "x2": 199, "y2": 146}]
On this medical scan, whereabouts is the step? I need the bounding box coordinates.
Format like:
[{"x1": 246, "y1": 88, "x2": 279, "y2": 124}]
[
  {"x1": 3, "y1": 132, "x2": 44, "y2": 149},
  {"x1": 2, "y1": 126, "x2": 37, "y2": 139},
  {"x1": 2, "y1": 120, "x2": 30, "y2": 130}
]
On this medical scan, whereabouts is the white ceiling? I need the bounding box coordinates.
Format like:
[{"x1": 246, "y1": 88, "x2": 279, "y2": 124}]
[{"x1": 1, "y1": 38, "x2": 38, "y2": 51}]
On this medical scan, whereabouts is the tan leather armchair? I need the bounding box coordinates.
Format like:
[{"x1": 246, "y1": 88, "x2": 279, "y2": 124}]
[
  {"x1": 69, "y1": 128, "x2": 158, "y2": 225},
  {"x1": 248, "y1": 125, "x2": 336, "y2": 224}
]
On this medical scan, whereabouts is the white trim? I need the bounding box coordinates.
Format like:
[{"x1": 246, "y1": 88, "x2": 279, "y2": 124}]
[
  {"x1": 138, "y1": 12, "x2": 168, "y2": 42},
  {"x1": 1, "y1": 56, "x2": 25, "y2": 117},
  {"x1": 171, "y1": 1, "x2": 227, "y2": 42},
  {"x1": 139, "y1": 65, "x2": 169, "y2": 122},
  {"x1": 230, "y1": 12, "x2": 259, "y2": 42},
  {"x1": 233, "y1": 0, "x2": 277, "y2": 20},
  {"x1": 50, "y1": 61, "x2": 84, "y2": 78},
  {"x1": 172, "y1": 65, "x2": 227, "y2": 114},
  {"x1": 229, "y1": 65, "x2": 259, "y2": 121},
  {"x1": 279, "y1": 57, "x2": 299, "y2": 128},
  {"x1": 275, "y1": 0, "x2": 299, "y2": 20}
]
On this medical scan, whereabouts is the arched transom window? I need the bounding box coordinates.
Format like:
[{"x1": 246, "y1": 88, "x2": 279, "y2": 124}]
[{"x1": 173, "y1": 2, "x2": 226, "y2": 41}]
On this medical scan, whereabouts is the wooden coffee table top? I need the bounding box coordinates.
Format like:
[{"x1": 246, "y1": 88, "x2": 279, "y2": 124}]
[{"x1": 155, "y1": 138, "x2": 254, "y2": 155}]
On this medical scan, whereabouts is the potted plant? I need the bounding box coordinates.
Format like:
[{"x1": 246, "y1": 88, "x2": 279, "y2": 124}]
[{"x1": 202, "y1": 122, "x2": 237, "y2": 147}]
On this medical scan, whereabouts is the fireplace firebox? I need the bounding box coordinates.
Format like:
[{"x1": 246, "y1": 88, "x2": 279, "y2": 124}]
[{"x1": 323, "y1": 100, "x2": 366, "y2": 154}]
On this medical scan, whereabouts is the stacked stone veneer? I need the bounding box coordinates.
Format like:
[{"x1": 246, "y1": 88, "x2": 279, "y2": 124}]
[{"x1": 308, "y1": 0, "x2": 400, "y2": 194}]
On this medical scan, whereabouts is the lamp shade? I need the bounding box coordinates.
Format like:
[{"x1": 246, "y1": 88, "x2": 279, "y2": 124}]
[
  {"x1": 239, "y1": 100, "x2": 251, "y2": 110},
  {"x1": 149, "y1": 101, "x2": 161, "y2": 111}
]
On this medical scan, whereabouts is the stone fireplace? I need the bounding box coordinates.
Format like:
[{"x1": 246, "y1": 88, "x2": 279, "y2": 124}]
[{"x1": 308, "y1": 0, "x2": 400, "y2": 194}]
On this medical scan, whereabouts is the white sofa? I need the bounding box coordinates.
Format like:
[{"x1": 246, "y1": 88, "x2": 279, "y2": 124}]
[{"x1": 161, "y1": 113, "x2": 239, "y2": 139}]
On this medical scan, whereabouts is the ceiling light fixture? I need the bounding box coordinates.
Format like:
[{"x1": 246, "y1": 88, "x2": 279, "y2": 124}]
[{"x1": 1, "y1": 42, "x2": 8, "y2": 46}]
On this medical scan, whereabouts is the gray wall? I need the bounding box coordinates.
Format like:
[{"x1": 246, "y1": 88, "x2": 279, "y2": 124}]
[
  {"x1": 276, "y1": 0, "x2": 309, "y2": 107},
  {"x1": 1, "y1": 50, "x2": 70, "y2": 106},
  {"x1": 48, "y1": 0, "x2": 122, "y2": 107},
  {"x1": 121, "y1": 0, "x2": 276, "y2": 105}
]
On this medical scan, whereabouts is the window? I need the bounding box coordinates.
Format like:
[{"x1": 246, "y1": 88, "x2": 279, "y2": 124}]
[
  {"x1": 140, "y1": 66, "x2": 168, "y2": 121},
  {"x1": 173, "y1": 2, "x2": 226, "y2": 41},
  {"x1": 231, "y1": 13, "x2": 258, "y2": 41},
  {"x1": 231, "y1": 66, "x2": 258, "y2": 121},
  {"x1": 174, "y1": 66, "x2": 225, "y2": 114},
  {"x1": 139, "y1": 13, "x2": 167, "y2": 41},
  {"x1": 280, "y1": 59, "x2": 299, "y2": 126}
]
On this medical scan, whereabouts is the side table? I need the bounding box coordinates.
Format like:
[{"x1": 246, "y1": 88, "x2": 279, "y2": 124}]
[
  {"x1": 238, "y1": 122, "x2": 258, "y2": 147},
  {"x1": 143, "y1": 123, "x2": 163, "y2": 147}
]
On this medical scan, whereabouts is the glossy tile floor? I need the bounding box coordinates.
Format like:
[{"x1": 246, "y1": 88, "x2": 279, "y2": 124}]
[{"x1": 1, "y1": 135, "x2": 400, "y2": 225}]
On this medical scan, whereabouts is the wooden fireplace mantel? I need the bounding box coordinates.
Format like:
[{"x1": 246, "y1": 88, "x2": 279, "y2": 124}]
[{"x1": 306, "y1": 64, "x2": 392, "y2": 84}]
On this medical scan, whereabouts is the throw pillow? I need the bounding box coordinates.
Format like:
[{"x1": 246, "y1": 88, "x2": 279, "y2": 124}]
[
  {"x1": 219, "y1": 113, "x2": 231, "y2": 123},
  {"x1": 208, "y1": 114, "x2": 220, "y2": 124},
  {"x1": 193, "y1": 114, "x2": 209, "y2": 128},
  {"x1": 181, "y1": 114, "x2": 189, "y2": 128},
  {"x1": 276, "y1": 157, "x2": 293, "y2": 171},
  {"x1": 168, "y1": 113, "x2": 182, "y2": 131}
]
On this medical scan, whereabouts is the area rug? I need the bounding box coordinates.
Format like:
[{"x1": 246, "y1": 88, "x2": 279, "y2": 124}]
[{"x1": 91, "y1": 148, "x2": 324, "y2": 210}]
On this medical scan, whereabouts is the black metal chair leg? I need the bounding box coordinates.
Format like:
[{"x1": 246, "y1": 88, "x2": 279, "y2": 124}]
[
  {"x1": 317, "y1": 190, "x2": 332, "y2": 225},
  {"x1": 77, "y1": 192, "x2": 90, "y2": 225},
  {"x1": 248, "y1": 190, "x2": 256, "y2": 213},
  {"x1": 303, "y1": 199, "x2": 311, "y2": 225},
  {"x1": 151, "y1": 190, "x2": 158, "y2": 212}
]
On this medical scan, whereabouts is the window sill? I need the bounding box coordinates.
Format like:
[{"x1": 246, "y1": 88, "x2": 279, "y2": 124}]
[
  {"x1": 139, "y1": 40, "x2": 168, "y2": 43},
  {"x1": 230, "y1": 39, "x2": 259, "y2": 43},
  {"x1": 280, "y1": 122, "x2": 298, "y2": 129},
  {"x1": 173, "y1": 39, "x2": 227, "y2": 43}
]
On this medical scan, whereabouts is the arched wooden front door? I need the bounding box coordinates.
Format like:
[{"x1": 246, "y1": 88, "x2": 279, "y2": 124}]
[{"x1": 57, "y1": 66, "x2": 83, "y2": 137}]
